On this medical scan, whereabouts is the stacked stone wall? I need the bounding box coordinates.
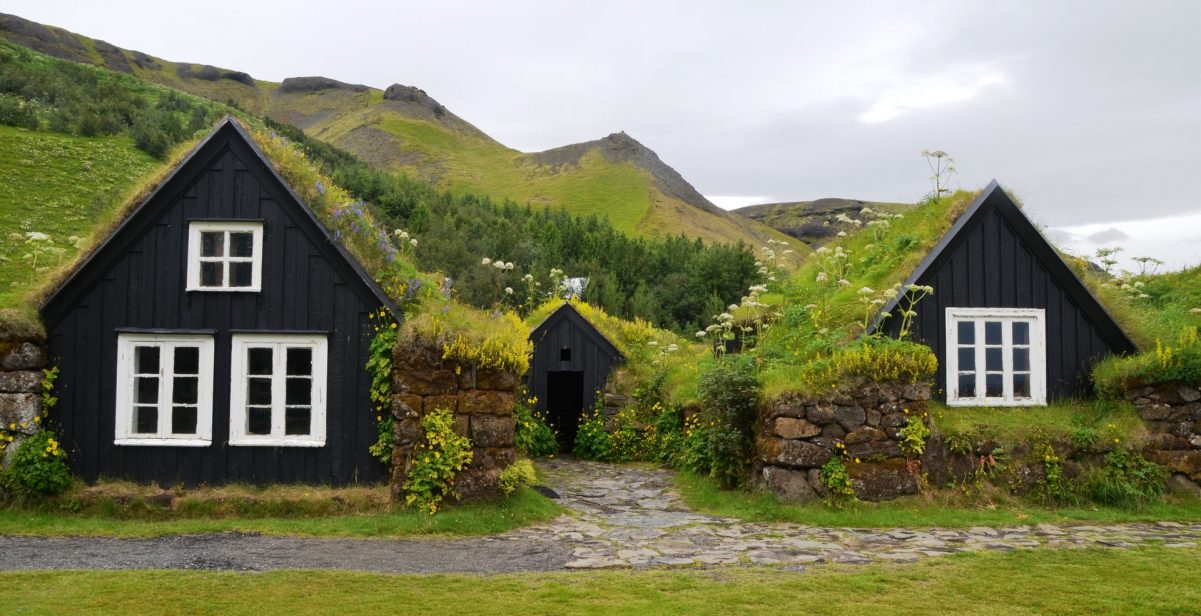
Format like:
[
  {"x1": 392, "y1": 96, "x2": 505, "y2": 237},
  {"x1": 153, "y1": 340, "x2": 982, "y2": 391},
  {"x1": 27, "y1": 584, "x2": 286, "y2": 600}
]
[
  {"x1": 0, "y1": 341, "x2": 46, "y2": 466},
  {"x1": 390, "y1": 343, "x2": 518, "y2": 501},
  {"x1": 1126, "y1": 382, "x2": 1201, "y2": 491},
  {"x1": 755, "y1": 381, "x2": 931, "y2": 501}
]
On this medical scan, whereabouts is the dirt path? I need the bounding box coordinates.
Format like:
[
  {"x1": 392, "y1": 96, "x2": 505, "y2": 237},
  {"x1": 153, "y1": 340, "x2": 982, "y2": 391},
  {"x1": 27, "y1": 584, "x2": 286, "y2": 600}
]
[{"x1": 1, "y1": 458, "x2": 1198, "y2": 573}]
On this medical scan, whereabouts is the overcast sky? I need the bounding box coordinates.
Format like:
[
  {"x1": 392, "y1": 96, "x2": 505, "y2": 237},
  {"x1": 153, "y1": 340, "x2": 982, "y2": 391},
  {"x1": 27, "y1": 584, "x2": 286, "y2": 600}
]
[{"x1": 7, "y1": 1, "x2": 1200, "y2": 270}]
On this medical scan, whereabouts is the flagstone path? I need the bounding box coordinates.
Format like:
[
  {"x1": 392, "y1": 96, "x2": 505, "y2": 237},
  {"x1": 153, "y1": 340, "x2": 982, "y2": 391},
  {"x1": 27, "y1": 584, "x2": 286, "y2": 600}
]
[
  {"x1": 0, "y1": 458, "x2": 1198, "y2": 572},
  {"x1": 502, "y1": 458, "x2": 1201, "y2": 569}
]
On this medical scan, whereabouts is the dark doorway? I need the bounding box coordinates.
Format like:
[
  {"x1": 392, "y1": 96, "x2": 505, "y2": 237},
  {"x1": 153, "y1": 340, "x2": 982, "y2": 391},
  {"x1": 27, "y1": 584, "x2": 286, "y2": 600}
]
[{"x1": 546, "y1": 371, "x2": 585, "y2": 450}]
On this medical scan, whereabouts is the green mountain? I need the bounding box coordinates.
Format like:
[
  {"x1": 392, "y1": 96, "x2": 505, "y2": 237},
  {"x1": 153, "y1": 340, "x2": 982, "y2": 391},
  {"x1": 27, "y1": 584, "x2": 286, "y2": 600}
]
[
  {"x1": 733, "y1": 198, "x2": 912, "y2": 248},
  {"x1": 0, "y1": 12, "x2": 795, "y2": 249}
]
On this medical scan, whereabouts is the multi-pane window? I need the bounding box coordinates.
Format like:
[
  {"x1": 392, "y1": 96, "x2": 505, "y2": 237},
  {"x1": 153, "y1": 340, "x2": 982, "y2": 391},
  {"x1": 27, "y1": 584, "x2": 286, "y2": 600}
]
[
  {"x1": 945, "y1": 308, "x2": 1046, "y2": 406},
  {"x1": 229, "y1": 334, "x2": 327, "y2": 446},
  {"x1": 115, "y1": 334, "x2": 214, "y2": 445},
  {"x1": 186, "y1": 221, "x2": 263, "y2": 291}
]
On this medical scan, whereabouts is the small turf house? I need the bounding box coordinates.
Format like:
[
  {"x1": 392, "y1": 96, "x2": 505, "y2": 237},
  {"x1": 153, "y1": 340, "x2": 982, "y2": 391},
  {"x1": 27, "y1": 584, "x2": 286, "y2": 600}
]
[
  {"x1": 874, "y1": 181, "x2": 1137, "y2": 405},
  {"x1": 41, "y1": 118, "x2": 398, "y2": 485},
  {"x1": 528, "y1": 303, "x2": 624, "y2": 448}
]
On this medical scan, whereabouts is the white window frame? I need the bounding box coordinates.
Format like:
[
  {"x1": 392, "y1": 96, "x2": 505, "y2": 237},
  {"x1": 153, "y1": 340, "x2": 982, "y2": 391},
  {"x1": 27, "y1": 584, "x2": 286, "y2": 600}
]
[
  {"x1": 945, "y1": 307, "x2": 1047, "y2": 407},
  {"x1": 115, "y1": 333, "x2": 215, "y2": 446},
  {"x1": 229, "y1": 334, "x2": 328, "y2": 447},
  {"x1": 186, "y1": 221, "x2": 264, "y2": 292}
]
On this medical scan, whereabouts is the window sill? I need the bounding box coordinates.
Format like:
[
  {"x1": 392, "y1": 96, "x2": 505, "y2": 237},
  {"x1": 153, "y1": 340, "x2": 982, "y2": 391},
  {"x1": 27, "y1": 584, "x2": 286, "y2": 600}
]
[
  {"x1": 114, "y1": 438, "x2": 212, "y2": 447},
  {"x1": 228, "y1": 437, "x2": 326, "y2": 447},
  {"x1": 946, "y1": 398, "x2": 1047, "y2": 407},
  {"x1": 184, "y1": 287, "x2": 262, "y2": 293}
]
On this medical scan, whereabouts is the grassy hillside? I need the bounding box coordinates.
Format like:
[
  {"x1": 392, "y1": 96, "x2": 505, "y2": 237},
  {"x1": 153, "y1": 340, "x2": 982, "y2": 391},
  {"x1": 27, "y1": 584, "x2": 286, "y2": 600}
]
[
  {"x1": 0, "y1": 126, "x2": 163, "y2": 335},
  {"x1": 0, "y1": 12, "x2": 797, "y2": 249},
  {"x1": 734, "y1": 198, "x2": 912, "y2": 248}
]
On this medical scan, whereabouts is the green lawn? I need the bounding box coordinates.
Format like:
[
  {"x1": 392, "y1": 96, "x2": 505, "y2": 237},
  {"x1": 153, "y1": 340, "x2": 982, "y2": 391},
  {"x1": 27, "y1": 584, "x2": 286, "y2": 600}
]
[
  {"x1": 0, "y1": 487, "x2": 560, "y2": 538},
  {"x1": 929, "y1": 399, "x2": 1146, "y2": 447},
  {"x1": 0, "y1": 547, "x2": 1196, "y2": 614},
  {"x1": 676, "y1": 471, "x2": 1201, "y2": 528}
]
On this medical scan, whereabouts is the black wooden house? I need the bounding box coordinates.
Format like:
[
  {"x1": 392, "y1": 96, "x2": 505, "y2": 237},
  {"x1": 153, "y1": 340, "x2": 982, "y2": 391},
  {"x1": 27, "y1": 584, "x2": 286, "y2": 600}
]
[
  {"x1": 874, "y1": 181, "x2": 1136, "y2": 405},
  {"x1": 528, "y1": 303, "x2": 624, "y2": 449},
  {"x1": 41, "y1": 118, "x2": 398, "y2": 485}
]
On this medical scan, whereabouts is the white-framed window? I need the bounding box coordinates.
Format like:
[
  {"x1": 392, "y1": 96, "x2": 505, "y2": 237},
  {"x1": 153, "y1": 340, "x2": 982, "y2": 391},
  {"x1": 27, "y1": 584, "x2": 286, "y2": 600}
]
[
  {"x1": 229, "y1": 334, "x2": 327, "y2": 447},
  {"x1": 115, "y1": 333, "x2": 215, "y2": 446},
  {"x1": 945, "y1": 308, "x2": 1047, "y2": 406},
  {"x1": 186, "y1": 221, "x2": 263, "y2": 292}
]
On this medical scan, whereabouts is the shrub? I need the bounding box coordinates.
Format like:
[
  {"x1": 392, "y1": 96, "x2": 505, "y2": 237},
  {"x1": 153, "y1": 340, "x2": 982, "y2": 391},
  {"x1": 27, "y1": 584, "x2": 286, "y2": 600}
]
[
  {"x1": 514, "y1": 391, "x2": 558, "y2": 458},
  {"x1": 498, "y1": 459, "x2": 537, "y2": 496},
  {"x1": 770, "y1": 337, "x2": 937, "y2": 397},
  {"x1": 1035, "y1": 444, "x2": 1071, "y2": 504},
  {"x1": 401, "y1": 406, "x2": 473, "y2": 514},
  {"x1": 1083, "y1": 450, "x2": 1166, "y2": 509},
  {"x1": 573, "y1": 402, "x2": 612, "y2": 462},
  {"x1": 678, "y1": 413, "x2": 714, "y2": 475},
  {"x1": 652, "y1": 404, "x2": 686, "y2": 467},
  {"x1": 697, "y1": 357, "x2": 762, "y2": 488},
  {"x1": 898, "y1": 412, "x2": 931, "y2": 458},
  {"x1": 1094, "y1": 325, "x2": 1201, "y2": 397},
  {"x1": 821, "y1": 457, "x2": 856, "y2": 505},
  {"x1": 2, "y1": 430, "x2": 71, "y2": 498}
]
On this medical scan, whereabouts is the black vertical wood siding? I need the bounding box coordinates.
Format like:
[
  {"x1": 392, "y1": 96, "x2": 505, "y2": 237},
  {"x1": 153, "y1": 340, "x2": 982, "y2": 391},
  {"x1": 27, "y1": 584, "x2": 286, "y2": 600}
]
[
  {"x1": 42, "y1": 123, "x2": 388, "y2": 485},
  {"x1": 527, "y1": 304, "x2": 623, "y2": 418},
  {"x1": 880, "y1": 184, "x2": 1136, "y2": 401}
]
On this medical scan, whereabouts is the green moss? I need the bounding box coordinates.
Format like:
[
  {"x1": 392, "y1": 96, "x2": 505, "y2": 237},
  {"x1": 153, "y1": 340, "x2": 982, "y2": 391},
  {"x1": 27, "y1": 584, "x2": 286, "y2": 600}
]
[{"x1": 0, "y1": 127, "x2": 162, "y2": 313}]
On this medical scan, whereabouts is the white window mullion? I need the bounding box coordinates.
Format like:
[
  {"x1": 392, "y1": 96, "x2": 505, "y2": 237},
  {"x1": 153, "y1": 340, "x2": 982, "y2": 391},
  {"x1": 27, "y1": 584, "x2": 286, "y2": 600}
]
[
  {"x1": 974, "y1": 320, "x2": 985, "y2": 405},
  {"x1": 1001, "y1": 321, "x2": 1013, "y2": 401},
  {"x1": 158, "y1": 346, "x2": 172, "y2": 437},
  {"x1": 272, "y1": 345, "x2": 286, "y2": 437}
]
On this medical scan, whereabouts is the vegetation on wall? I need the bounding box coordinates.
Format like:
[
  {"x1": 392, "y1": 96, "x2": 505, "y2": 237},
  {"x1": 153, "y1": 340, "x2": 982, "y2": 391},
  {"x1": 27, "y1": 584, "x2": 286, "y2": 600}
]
[{"x1": 401, "y1": 406, "x2": 473, "y2": 514}]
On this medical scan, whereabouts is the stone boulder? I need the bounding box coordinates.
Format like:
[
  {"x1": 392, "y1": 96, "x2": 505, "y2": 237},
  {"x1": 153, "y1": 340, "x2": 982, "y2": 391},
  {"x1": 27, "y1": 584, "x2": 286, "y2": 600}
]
[
  {"x1": 1, "y1": 343, "x2": 45, "y2": 371},
  {"x1": 758, "y1": 466, "x2": 818, "y2": 502},
  {"x1": 1147, "y1": 450, "x2": 1201, "y2": 479},
  {"x1": 470, "y1": 415, "x2": 516, "y2": 448},
  {"x1": 0, "y1": 393, "x2": 38, "y2": 433},
  {"x1": 459, "y1": 389, "x2": 515, "y2": 416},
  {"x1": 834, "y1": 405, "x2": 866, "y2": 431},
  {"x1": 774, "y1": 417, "x2": 821, "y2": 439},
  {"x1": 848, "y1": 459, "x2": 919, "y2": 501},
  {"x1": 761, "y1": 438, "x2": 833, "y2": 469},
  {"x1": 279, "y1": 76, "x2": 370, "y2": 94},
  {"x1": 0, "y1": 371, "x2": 40, "y2": 393}
]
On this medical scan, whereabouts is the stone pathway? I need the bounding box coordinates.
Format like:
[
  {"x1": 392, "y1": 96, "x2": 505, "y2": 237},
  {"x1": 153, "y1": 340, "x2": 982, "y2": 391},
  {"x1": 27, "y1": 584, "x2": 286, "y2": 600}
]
[
  {"x1": 0, "y1": 458, "x2": 1198, "y2": 573},
  {"x1": 497, "y1": 458, "x2": 1201, "y2": 569}
]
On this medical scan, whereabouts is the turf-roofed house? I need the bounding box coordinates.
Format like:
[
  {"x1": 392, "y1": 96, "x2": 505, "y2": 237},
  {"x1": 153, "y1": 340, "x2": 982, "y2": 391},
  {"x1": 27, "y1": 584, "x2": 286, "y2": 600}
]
[
  {"x1": 40, "y1": 118, "x2": 399, "y2": 485},
  {"x1": 527, "y1": 302, "x2": 625, "y2": 449},
  {"x1": 872, "y1": 181, "x2": 1137, "y2": 405}
]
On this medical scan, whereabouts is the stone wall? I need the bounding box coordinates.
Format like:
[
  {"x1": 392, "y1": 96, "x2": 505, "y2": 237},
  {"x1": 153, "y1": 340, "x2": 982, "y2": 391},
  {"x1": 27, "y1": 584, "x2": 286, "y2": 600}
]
[
  {"x1": 755, "y1": 381, "x2": 931, "y2": 502},
  {"x1": 390, "y1": 342, "x2": 518, "y2": 501},
  {"x1": 1126, "y1": 381, "x2": 1201, "y2": 491},
  {"x1": 0, "y1": 341, "x2": 46, "y2": 466}
]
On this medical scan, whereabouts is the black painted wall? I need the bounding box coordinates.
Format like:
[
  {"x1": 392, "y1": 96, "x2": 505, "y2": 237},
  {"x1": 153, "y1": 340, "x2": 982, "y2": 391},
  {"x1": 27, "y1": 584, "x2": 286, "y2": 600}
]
[
  {"x1": 879, "y1": 185, "x2": 1136, "y2": 401},
  {"x1": 42, "y1": 122, "x2": 389, "y2": 485},
  {"x1": 527, "y1": 304, "x2": 623, "y2": 427}
]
